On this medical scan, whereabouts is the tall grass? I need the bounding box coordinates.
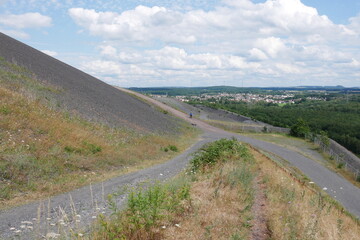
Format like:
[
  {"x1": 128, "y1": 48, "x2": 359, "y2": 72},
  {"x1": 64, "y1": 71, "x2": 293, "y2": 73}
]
[
  {"x1": 0, "y1": 59, "x2": 198, "y2": 207},
  {"x1": 252, "y1": 148, "x2": 360, "y2": 239},
  {"x1": 92, "y1": 179, "x2": 191, "y2": 240},
  {"x1": 89, "y1": 139, "x2": 360, "y2": 239},
  {"x1": 90, "y1": 139, "x2": 256, "y2": 240}
]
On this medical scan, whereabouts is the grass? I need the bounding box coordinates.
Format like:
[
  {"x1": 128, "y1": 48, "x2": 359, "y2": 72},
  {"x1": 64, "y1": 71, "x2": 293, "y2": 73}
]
[
  {"x1": 253, "y1": 148, "x2": 360, "y2": 239},
  {"x1": 204, "y1": 119, "x2": 262, "y2": 133},
  {"x1": 0, "y1": 58, "x2": 199, "y2": 208},
  {"x1": 85, "y1": 139, "x2": 360, "y2": 239},
  {"x1": 89, "y1": 139, "x2": 257, "y2": 240}
]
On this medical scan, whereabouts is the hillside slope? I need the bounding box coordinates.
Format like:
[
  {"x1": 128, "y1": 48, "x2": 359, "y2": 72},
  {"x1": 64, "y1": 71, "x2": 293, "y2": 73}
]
[{"x1": 0, "y1": 32, "x2": 179, "y2": 133}]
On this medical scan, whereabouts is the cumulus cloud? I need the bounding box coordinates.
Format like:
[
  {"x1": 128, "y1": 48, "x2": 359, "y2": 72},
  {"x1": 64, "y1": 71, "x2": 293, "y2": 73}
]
[
  {"x1": 68, "y1": 6, "x2": 196, "y2": 44},
  {"x1": 69, "y1": 0, "x2": 360, "y2": 87},
  {"x1": 0, "y1": 12, "x2": 52, "y2": 29}
]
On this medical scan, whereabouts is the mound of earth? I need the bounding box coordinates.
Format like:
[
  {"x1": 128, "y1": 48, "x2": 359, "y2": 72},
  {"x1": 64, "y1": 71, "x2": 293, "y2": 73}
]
[{"x1": 0, "y1": 33, "x2": 180, "y2": 133}]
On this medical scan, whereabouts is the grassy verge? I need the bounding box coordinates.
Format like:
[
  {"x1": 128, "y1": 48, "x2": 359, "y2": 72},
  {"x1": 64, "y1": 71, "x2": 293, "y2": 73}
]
[
  {"x1": 88, "y1": 139, "x2": 360, "y2": 240},
  {"x1": 90, "y1": 139, "x2": 257, "y2": 240},
  {"x1": 0, "y1": 59, "x2": 199, "y2": 208},
  {"x1": 253, "y1": 148, "x2": 360, "y2": 239}
]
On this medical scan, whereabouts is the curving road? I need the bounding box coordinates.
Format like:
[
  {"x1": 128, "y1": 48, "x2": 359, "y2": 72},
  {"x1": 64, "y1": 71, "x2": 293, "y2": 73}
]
[{"x1": 1, "y1": 89, "x2": 359, "y2": 239}]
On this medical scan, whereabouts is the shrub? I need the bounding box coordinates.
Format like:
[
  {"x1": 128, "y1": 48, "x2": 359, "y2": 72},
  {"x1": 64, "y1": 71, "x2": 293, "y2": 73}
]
[
  {"x1": 168, "y1": 145, "x2": 178, "y2": 152},
  {"x1": 95, "y1": 181, "x2": 191, "y2": 239},
  {"x1": 290, "y1": 118, "x2": 310, "y2": 138},
  {"x1": 190, "y1": 138, "x2": 251, "y2": 172}
]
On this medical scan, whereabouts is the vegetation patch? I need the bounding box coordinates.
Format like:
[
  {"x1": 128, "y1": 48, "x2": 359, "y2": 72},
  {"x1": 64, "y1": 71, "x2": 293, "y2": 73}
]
[
  {"x1": 82, "y1": 139, "x2": 360, "y2": 239},
  {"x1": 252, "y1": 148, "x2": 360, "y2": 240},
  {"x1": 0, "y1": 59, "x2": 198, "y2": 208},
  {"x1": 90, "y1": 139, "x2": 257, "y2": 240}
]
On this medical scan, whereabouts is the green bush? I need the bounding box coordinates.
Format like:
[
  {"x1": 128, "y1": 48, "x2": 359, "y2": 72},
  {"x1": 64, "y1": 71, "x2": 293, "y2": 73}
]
[
  {"x1": 168, "y1": 145, "x2": 178, "y2": 152},
  {"x1": 190, "y1": 138, "x2": 251, "y2": 172},
  {"x1": 290, "y1": 118, "x2": 310, "y2": 138},
  {"x1": 96, "y1": 180, "x2": 191, "y2": 239}
]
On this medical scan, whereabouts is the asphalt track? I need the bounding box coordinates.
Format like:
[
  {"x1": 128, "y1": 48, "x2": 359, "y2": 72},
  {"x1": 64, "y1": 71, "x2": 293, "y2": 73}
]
[{"x1": 0, "y1": 89, "x2": 359, "y2": 239}]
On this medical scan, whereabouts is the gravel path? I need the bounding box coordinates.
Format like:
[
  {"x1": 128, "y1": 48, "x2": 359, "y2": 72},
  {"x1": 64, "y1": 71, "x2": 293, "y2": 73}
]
[{"x1": 1, "y1": 89, "x2": 359, "y2": 239}]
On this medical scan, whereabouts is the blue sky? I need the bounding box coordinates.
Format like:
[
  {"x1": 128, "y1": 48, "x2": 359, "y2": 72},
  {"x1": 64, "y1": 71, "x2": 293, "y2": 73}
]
[{"x1": 0, "y1": 0, "x2": 359, "y2": 87}]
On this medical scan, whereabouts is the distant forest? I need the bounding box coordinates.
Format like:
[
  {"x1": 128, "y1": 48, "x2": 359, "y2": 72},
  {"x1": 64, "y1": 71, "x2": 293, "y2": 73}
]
[{"x1": 191, "y1": 95, "x2": 360, "y2": 156}]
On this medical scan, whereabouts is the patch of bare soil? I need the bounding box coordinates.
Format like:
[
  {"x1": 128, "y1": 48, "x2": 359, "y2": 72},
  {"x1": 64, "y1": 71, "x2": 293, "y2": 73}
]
[{"x1": 250, "y1": 158, "x2": 271, "y2": 240}]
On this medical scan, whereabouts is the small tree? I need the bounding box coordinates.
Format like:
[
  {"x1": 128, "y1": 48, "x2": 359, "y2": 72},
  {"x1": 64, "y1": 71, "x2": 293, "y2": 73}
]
[{"x1": 290, "y1": 118, "x2": 310, "y2": 138}]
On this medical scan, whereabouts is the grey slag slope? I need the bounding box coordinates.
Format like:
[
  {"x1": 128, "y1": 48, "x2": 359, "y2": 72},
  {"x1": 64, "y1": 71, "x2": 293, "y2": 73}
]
[{"x1": 0, "y1": 32, "x2": 178, "y2": 133}]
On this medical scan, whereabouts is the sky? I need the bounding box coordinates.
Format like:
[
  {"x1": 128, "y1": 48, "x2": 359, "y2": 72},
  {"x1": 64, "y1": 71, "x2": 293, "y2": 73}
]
[{"x1": 0, "y1": 0, "x2": 359, "y2": 88}]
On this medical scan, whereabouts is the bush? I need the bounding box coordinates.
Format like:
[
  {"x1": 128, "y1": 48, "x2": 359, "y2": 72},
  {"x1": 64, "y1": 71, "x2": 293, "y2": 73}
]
[
  {"x1": 190, "y1": 138, "x2": 251, "y2": 172},
  {"x1": 95, "y1": 181, "x2": 191, "y2": 239},
  {"x1": 290, "y1": 118, "x2": 310, "y2": 138},
  {"x1": 168, "y1": 145, "x2": 178, "y2": 152}
]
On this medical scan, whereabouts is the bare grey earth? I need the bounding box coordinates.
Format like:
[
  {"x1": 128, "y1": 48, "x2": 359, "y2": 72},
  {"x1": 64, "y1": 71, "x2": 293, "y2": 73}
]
[{"x1": 0, "y1": 33, "x2": 180, "y2": 134}]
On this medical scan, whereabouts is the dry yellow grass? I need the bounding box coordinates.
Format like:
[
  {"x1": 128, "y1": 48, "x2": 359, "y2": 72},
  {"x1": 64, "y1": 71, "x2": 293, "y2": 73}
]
[
  {"x1": 88, "y1": 139, "x2": 360, "y2": 240},
  {"x1": 0, "y1": 85, "x2": 198, "y2": 209},
  {"x1": 252, "y1": 148, "x2": 360, "y2": 240},
  {"x1": 162, "y1": 154, "x2": 256, "y2": 239}
]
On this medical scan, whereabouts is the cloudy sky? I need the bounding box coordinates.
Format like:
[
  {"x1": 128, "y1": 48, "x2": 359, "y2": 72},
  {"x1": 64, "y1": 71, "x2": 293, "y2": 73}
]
[{"x1": 0, "y1": 0, "x2": 359, "y2": 87}]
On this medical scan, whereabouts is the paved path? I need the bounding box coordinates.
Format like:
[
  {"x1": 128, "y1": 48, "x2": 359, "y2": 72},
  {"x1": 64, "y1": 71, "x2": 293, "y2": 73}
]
[{"x1": 1, "y1": 89, "x2": 359, "y2": 239}]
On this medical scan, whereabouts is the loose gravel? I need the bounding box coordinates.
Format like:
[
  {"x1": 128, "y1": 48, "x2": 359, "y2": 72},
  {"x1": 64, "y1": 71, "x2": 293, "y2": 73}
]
[{"x1": 0, "y1": 32, "x2": 179, "y2": 134}]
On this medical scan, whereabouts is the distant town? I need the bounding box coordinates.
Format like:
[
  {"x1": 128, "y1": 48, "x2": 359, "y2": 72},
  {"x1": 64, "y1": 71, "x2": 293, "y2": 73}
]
[{"x1": 150, "y1": 92, "x2": 327, "y2": 105}]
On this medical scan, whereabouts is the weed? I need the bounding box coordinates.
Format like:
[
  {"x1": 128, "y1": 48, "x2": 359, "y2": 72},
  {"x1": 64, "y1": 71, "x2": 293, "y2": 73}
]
[
  {"x1": 190, "y1": 138, "x2": 251, "y2": 172},
  {"x1": 168, "y1": 145, "x2": 178, "y2": 152},
  {"x1": 0, "y1": 186, "x2": 11, "y2": 200},
  {"x1": 83, "y1": 141, "x2": 102, "y2": 154},
  {"x1": 337, "y1": 162, "x2": 344, "y2": 169},
  {"x1": 64, "y1": 146, "x2": 82, "y2": 154},
  {"x1": 0, "y1": 105, "x2": 11, "y2": 114},
  {"x1": 92, "y1": 180, "x2": 191, "y2": 239},
  {"x1": 230, "y1": 232, "x2": 245, "y2": 240}
]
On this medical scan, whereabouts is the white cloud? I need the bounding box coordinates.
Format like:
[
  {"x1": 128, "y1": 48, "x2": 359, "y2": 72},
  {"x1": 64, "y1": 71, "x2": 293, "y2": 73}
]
[
  {"x1": 67, "y1": 0, "x2": 360, "y2": 87},
  {"x1": 249, "y1": 48, "x2": 268, "y2": 61},
  {"x1": 276, "y1": 63, "x2": 302, "y2": 74},
  {"x1": 0, "y1": 12, "x2": 52, "y2": 29},
  {"x1": 41, "y1": 50, "x2": 58, "y2": 57},
  {"x1": 68, "y1": 6, "x2": 196, "y2": 44},
  {"x1": 254, "y1": 37, "x2": 287, "y2": 58}
]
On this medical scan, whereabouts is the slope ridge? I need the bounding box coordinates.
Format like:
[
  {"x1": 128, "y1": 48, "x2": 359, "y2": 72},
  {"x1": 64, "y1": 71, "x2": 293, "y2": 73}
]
[{"x1": 0, "y1": 32, "x2": 179, "y2": 133}]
